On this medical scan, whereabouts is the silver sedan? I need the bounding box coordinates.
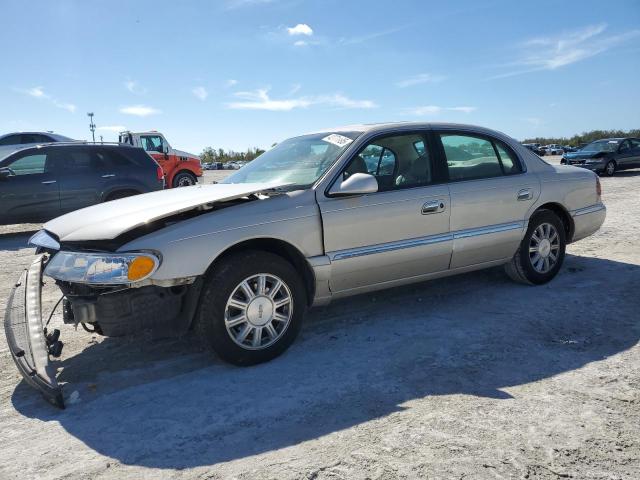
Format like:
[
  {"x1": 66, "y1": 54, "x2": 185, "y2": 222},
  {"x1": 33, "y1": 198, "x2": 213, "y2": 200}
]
[{"x1": 5, "y1": 122, "x2": 606, "y2": 407}]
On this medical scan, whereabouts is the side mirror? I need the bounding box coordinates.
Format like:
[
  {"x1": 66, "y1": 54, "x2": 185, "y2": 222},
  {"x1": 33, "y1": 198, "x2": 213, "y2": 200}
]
[
  {"x1": 0, "y1": 168, "x2": 12, "y2": 180},
  {"x1": 163, "y1": 145, "x2": 169, "y2": 155},
  {"x1": 329, "y1": 172, "x2": 378, "y2": 197}
]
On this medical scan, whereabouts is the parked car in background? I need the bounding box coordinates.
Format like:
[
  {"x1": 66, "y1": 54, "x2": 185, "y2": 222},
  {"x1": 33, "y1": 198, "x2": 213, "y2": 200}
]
[
  {"x1": 522, "y1": 143, "x2": 545, "y2": 156},
  {"x1": 562, "y1": 145, "x2": 578, "y2": 153},
  {"x1": 0, "y1": 131, "x2": 74, "y2": 159},
  {"x1": 561, "y1": 138, "x2": 640, "y2": 176},
  {"x1": 544, "y1": 144, "x2": 564, "y2": 155},
  {"x1": 118, "y1": 130, "x2": 202, "y2": 187},
  {"x1": 6, "y1": 122, "x2": 606, "y2": 407},
  {"x1": 0, "y1": 143, "x2": 164, "y2": 224}
]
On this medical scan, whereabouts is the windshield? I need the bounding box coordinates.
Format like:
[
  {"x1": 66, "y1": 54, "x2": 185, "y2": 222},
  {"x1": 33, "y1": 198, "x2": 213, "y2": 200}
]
[
  {"x1": 582, "y1": 140, "x2": 619, "y2": 153},
  {"x1": 221, "y1": 132, "x2": 361, "y2": 188}
]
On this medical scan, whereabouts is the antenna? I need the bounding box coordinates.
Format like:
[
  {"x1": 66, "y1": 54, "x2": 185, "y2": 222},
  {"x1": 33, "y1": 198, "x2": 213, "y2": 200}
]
[{"x1": 87, "y1": 112, "x2": 96, "y2": 142}]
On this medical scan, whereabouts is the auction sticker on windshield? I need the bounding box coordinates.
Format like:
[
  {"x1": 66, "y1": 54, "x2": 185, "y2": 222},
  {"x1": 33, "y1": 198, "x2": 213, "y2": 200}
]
[{"x1": 322, "y1": 134, "x2": 353, "y2": 148}]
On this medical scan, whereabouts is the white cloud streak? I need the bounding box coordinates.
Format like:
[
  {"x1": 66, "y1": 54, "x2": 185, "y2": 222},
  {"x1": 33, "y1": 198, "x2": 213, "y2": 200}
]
[
  {"x1": 493, "y1": 24, "x2": 640, "y2": 79},
  {"x1": 403, "y1": 105, "x2": 476, "y2": 116},
  {"x1": 192, "y1": 86, "x2": 209, "y2": 100},
  {"x1": 226, "y1": 79, "x2": 238, "y2": 88},
  {"x1": 119, "y1": 105, "x2": 162, "y2": 116},
  {"x1": 227, "y1": 88, "x2": 376, "y2": 111},
  {"x1": 395, "y1": 73, "x2": 447, "y2": 88},
  {"x1": 124, "y1": 79, "x2": 147, "y2": 95},
  {"x1": 19, "y1": 86, "x2": 76, "y2": 113},
  {"x1": 287, "y1": 23, "x2": 313, "y2": 36}
]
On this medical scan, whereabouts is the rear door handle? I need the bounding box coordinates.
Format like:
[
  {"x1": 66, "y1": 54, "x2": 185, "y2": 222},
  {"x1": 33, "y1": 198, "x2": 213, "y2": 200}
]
[
  {"x1": 422, "y1": 200, "x2": 446, "y2": 215},
  {"x1": 41, "y1": 180, "x2": 56, "y2": 185},
  {"x1": 517, "y1": 189, "x2": 532, "y2": 201},
  {"x1": 101, "y1": 174, "x2": 116, "y2": 178}
]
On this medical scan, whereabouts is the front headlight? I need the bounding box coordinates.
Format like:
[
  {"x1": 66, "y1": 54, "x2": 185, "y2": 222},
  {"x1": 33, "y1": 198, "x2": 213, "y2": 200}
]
[{"x1": 44, "y1": 251, "x2": 160, "y2": 284}]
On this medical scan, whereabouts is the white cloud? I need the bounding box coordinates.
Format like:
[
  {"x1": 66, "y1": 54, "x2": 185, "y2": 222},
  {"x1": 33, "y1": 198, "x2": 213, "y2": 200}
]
[
  {"x1": 287, "y1": 24, "x2": 313, "y2": 36},
  {"x1": 227, "y1": 88, "x2": 376, "y2": 111},
  {"x1": 124, "y1": 79, "x2": 146, "y2": 95},
  {"x1": 226, "y1": 79, "x2": 238, "y2": 88},
  {"x1": 293, "y1": 40, "x2": 308, "y2": 47},
  {"x1": 53, "y1": 101, "x2": 77, "y2": 113},
  {"x1": 448, "y1": 106, "x2": 476, "y2": 113},
  {"x1": 119, "y1": 105, "x2": 162, "y2": 116},
  {"x1": 97, "y1": 125, "x2": 127, "y2": 132},
  {"x1": 26, "y1": 86, "x2": 46, "y2": 98},
  {"x1": 404, "y1": 105, "x2": 476, "y2": 116},
  {"x1": 395, "y1": 73, "x2": 447, "y2": 88},
  {"x1": 18, "y1": 86, "x2": 76, "y2": 113},
  {"x1": 493, "y1": 24, "x2": 640, "y2": 78},
  {"x1": 192, "y1": 86, "x2": 208, "y2": 101}
]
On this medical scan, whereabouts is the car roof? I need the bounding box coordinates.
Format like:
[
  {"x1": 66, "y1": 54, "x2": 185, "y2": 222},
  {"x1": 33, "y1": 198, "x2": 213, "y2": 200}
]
[
  {"x1": 307, "y1": 122, "x2": 509, "y2": 137},
  {"x1": 0, "y1": 131, "x2": 74, "y2": 141}
]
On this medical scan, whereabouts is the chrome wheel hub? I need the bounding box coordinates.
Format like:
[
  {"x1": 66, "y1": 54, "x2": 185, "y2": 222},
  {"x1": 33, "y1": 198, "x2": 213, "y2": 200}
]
[
  {"x1": 224, "y1": 273, "x2": 293, "y2": 350},
  {"x1": 529, "y1": 223, "x2": 560, "y2": 274}
]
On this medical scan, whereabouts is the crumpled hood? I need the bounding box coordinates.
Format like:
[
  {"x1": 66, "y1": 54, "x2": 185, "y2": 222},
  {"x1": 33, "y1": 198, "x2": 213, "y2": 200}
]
[{"x1": 44, "y1": 182, "x2": 287, "y2": 242}]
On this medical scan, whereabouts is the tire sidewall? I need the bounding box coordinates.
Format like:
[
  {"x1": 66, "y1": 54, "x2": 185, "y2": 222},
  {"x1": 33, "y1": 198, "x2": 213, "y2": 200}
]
[
  {"x1": 604, "y1": 160, "x2": 616, "y2": 177},
  {"x1": 196, "y1": 251, "x2": 306, "y2": 366},
  {"x1": 518, "y1": 211, "x2": 566, "y2": 285},
  {"x1": 173, "y1": 172, "x2": 196, "y2": 187}
]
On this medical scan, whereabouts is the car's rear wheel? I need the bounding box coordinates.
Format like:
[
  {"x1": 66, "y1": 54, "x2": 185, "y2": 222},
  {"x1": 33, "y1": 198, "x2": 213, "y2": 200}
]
[
  {"x1": 505, "y1": 210, "x2": 566, "y2": 285},
  {"x1": 173, "y1": 171, "x2": 197, "y2": 187},
  {"x1": 604, "y1": 160, "x2": 616, "y2": 177},
  {"x1": 194, "y1": 250, "x2": 306, "y2": 366}
]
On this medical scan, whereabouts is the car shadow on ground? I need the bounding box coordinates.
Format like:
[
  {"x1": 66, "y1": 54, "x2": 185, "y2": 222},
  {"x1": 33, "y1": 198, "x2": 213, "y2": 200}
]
[{"x1": 11, "y1": 254, "x2": 640, "y2": 469}]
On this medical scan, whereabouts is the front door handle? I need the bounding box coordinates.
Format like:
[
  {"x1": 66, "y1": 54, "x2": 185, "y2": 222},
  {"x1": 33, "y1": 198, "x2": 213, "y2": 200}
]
[
  {"x1": 421, "y1": 200, "x2": 446, "y2": 215},
  {"x1": 101, "y1": 174, "x2": 116, "y2": 178},
  {"x1": 517, "y1": 189, "x2": 532, "y2": 201},
  {"x1": 41, "y1": 180, "x2": 57, "y2": 185}
]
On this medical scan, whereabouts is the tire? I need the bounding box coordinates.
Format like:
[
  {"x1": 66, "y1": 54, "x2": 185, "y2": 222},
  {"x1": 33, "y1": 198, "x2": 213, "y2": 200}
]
[
  {"x1": 105, "y1": 190, "x2": 139, "y2": 202},
  {"x1": 194, "y1": 250, "x2": 307, "y2": 366},
  {"x1": 172, "y1": 171, "x2": 197, "y2": 188},
  {"x1": 604, "y1": 160, "x2": 616, "y2": 177},
  {"x1": 505, "y1": 210, "x2": 566, "y2": 285}
]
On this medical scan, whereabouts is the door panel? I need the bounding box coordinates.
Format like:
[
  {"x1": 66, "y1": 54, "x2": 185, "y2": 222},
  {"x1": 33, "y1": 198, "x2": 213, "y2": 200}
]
[
  {"x1": 0, "y1": 151, "x2": 60, "y2": 223},
  {"x1": 436, "y1": 132, "x2": 540, "y2": 269},
  {"x1": 319, "y1": 185, "x2": 451, "y2": 292}
]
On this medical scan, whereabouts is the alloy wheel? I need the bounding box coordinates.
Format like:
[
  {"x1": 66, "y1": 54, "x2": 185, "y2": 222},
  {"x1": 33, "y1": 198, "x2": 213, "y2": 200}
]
[
  {"x1": 224, "y1": 273, "x2": 293, "y2": 350},
  {"x1": 528, "y1": 223, "x2": 561, "y2": 274}
]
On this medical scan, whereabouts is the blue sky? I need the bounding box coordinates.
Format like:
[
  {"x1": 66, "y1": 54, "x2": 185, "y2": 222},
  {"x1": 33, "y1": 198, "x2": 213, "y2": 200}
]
[{"x1": 2, "y1": 0, "x2": 639, "y2": 153}]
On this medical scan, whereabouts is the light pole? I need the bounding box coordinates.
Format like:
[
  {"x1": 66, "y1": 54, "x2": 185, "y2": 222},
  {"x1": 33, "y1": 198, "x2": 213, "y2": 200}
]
[{"x1": 87, "y1": 112, "x2": 96, "y2": 142}]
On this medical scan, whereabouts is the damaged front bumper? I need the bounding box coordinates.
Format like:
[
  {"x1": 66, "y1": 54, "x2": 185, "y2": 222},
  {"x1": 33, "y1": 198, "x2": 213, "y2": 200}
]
[{"x1": 3, "y1": 255, "x2": 64, "y2": 408}]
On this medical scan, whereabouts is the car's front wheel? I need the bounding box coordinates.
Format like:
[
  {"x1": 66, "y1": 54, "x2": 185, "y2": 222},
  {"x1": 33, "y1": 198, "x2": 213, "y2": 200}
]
[
  {"x1": 195, "y1": 250, "x2": 306, "y2": 366},
  {"x1": 173, "y1": 171, "x2": 197, "y2": 187},
  {"x1": 603, "y1": 160, "x2": 616, "y2": 177},
  {"x1": 505, "y1": 210, "x2": 566, "y2": 285}
]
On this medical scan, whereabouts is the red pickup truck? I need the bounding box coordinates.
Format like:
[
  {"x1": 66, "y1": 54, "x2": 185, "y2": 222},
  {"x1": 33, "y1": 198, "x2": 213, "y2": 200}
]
[{"x1": 119, "y1": 131, "x2": 202, "y2": 187}]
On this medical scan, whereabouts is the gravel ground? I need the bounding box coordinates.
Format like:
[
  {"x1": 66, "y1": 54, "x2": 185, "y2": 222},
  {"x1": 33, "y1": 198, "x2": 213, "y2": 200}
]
[{"x1": 1, "y1": 158, "x2": 639, "y2": 480}]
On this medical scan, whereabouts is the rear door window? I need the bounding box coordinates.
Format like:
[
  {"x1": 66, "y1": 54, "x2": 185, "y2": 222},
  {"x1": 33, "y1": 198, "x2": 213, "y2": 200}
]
[{"x1": 439, "y1": 133, "x2": 522, "y2": 181}]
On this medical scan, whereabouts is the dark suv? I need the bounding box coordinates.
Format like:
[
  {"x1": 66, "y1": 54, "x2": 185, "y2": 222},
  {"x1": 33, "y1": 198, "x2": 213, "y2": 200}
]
[{"x1": 0, "y1": 143, "x2": 164, "y2": 224}]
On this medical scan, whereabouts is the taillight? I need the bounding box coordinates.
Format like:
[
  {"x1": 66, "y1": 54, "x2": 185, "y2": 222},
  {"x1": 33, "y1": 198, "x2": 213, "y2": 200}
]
[
  {"x1": 156, "y1": 165, "x2": 165, "y2": 181},
  {"x1": 596, "y1": 177, "x2": 602, "y2": 201}
]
